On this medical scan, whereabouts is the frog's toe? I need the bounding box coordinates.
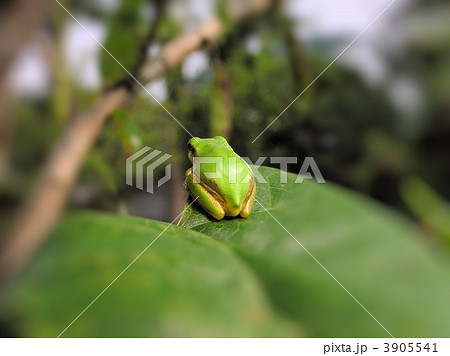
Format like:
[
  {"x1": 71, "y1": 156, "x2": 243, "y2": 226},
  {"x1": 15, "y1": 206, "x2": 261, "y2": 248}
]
[{"x1": 240, "y1": 196, "x2": 254, "y2": 219}]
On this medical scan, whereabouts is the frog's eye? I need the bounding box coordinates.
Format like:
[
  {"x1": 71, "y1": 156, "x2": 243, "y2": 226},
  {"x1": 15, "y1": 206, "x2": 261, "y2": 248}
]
[{"x1": 187, "y1": 142, "x2": 196, "y2": 155}]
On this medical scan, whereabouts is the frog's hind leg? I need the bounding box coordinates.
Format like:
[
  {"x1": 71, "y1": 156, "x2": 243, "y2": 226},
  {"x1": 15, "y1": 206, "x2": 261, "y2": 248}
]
[
  {"x1": 185, "y1": 168, "x2": 225, "y2": 220},
  {"x1": 240, "y1": 178, "x2": 255, "y2": 218}
]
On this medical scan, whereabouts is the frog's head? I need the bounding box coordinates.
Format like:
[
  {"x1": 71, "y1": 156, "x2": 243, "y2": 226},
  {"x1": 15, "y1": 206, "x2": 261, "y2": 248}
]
[{"x1": 187, "y1": 136, "x2": 230, "y2": 163}]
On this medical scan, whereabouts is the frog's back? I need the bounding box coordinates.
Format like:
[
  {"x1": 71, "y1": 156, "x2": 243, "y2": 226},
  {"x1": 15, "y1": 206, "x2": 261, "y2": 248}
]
[{"x1": 206, "y1": 143, "x2": 253, "y2": 208}]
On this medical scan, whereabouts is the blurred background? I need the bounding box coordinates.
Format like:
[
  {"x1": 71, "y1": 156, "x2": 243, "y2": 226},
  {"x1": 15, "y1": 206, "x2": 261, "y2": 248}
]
[{"x1": 0, "y1": 0, "x2": 450, "y2": 336}]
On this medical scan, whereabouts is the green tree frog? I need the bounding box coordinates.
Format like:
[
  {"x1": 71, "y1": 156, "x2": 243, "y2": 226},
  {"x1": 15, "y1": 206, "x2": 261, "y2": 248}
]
[{"x1": 184, "y1": 136, "x2": 255, "y2": 220}]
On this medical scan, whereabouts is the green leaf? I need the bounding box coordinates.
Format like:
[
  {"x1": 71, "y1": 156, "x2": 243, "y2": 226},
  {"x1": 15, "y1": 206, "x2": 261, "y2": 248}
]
[
  {"x1": 3, "y1": 167, "x2": 450, "y2": 337},
  {"x1": 400, "y1": 176, "x2": 450, "y2": 244},
  {"x1": 180, "y1": 166, "x2": 450, "y2": 337},
  {"x1": 1, "y1": 212, "x2": 299, "y2": 337}
]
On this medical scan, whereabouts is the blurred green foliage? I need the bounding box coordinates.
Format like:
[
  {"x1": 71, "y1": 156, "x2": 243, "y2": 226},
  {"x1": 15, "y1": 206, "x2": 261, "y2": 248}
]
[
  {"x1": 401, "y1": 177, "x2": 450, "y2": 245},
  {"x1": 4, "y1": 0, "x2": 449, "y2": 219},
  {"x1": 101, "y1": 0, "x2": 149, "y2": 84}
]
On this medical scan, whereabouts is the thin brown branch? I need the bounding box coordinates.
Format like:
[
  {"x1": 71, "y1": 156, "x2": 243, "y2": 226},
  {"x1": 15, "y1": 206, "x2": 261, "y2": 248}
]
[
  {"x1": 130, "y1": 0, "x2": 166, "y2": 79},
  {"x1": 0, "y1": 0, "x2": 278, "y2": 281},
  {"x1": 284, "y1": 19, "x2": 314, "y2": 108}
]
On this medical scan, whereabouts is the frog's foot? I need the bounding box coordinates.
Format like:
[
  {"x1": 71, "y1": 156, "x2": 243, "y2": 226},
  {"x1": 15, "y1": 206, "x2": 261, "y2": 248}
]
[
  {"x1": 240, "y1": 178, "x2": 255, "y2": 219},
  {"x1": 185, "y1": 168, "x2": 226, "y2": 220}
]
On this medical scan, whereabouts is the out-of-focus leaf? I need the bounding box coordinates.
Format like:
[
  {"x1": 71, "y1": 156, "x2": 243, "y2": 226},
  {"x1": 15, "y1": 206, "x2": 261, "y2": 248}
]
[
  {"x1": 1, "y1": 212, "x2": 299, "y2": 337},
  {"x1": 82, "y1": 149, "x2": 118, "y2": 194},
  {"x1": 406, "y1": 4, "x2": 450, "y2": 50},
  {"x1": 101, "y1": 0, "x2": 146, "y2": 84},
  {"x1": 180, "y1": 166, "x2": 450, "y2": 337},
  {"x1": 400, "y1": 177, "x2": 450, "y2": 244}
]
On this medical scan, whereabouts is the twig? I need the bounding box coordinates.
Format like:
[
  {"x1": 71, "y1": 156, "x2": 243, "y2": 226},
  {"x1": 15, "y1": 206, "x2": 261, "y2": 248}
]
[{"x1": 284, "y1": 18, "x2": 313, "y2": 108}]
